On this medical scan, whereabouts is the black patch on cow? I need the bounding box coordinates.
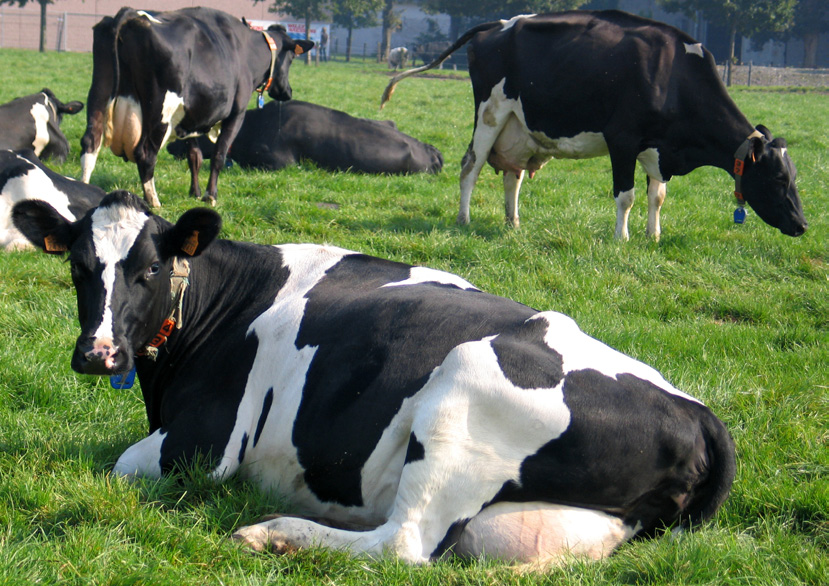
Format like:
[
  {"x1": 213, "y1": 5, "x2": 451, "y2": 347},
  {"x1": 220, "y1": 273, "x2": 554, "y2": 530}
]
[
  {"x1": 491, "y1": 317, "x2": 564, "y2": 389},
  {"x1": 404, "y1": 432, "x2": 425, "y2": 464},
  {"x1": 238, "y1": 432, "x2": 249, "y2": 464},
  {"x1": 254, "y1": 388, "x2": 274, "y2": 447},
  {"x1": 291, "y1": 253, "x2": 539, "y2": 506},
  {"x1": 0, "y1": 150, "x2": 35, "y2": 188},
  {"x1": 430, "y1": 518, "x2": 470, "y2": 560},
  {"x1": 490, "y1": 368, "x2": 711, "y2": 534}
]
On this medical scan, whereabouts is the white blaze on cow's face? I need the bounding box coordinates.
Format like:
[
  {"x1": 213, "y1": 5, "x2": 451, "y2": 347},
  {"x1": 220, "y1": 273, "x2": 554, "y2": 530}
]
[{"x1": 90, "y1": 203, "x2": 149, "y2": 342}]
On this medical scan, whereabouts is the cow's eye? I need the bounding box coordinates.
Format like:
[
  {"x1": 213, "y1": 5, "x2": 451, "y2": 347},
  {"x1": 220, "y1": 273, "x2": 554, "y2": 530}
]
[{"x1": 146, "y1": 262, "x2": 161, "y2": 278}]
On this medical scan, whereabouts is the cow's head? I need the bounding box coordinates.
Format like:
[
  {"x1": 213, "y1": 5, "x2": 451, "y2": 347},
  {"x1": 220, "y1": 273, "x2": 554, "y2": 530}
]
[
  {"x1": 41, "y1": 88, "x2": 84, "y2": 123},
  {"x1": 265, "y1": 25, "x2": 315, "y2": 101},
  {"x1": 12, "y1": 191, "x2": 221, "y2": 376},
  {"x1": 737, "y1": 126, "x2": 807, "y2": 237}
]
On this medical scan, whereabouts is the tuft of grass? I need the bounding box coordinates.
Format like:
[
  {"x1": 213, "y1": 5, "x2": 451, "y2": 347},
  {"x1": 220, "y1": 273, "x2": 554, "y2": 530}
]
[{"x1": 0, "y1": 50, "x2": 826, "y2": 585}]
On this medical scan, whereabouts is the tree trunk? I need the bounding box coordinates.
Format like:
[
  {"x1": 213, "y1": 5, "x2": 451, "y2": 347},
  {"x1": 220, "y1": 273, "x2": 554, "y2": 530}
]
[
  {"x1": 802, "y1": 32, "x2": 818, "y2": 69},
  {"x1": 39, "y1": 0, "x2": 47, "y2": 52},
  {"x1": 381, "y1": 0, "x2": 394, "y2": 62},
  {"x1": 305, "y1": 11, "x2": 312, "y2": 65},
  {"x1": 346, "y1": 26, "x2": 353, "y2": 63},
  {"x1": 726, "y1": 20, "x2": 737, "y2": 87},
  {"x1": 449, "y1": 15, "x2": 463, "y2": 42}
]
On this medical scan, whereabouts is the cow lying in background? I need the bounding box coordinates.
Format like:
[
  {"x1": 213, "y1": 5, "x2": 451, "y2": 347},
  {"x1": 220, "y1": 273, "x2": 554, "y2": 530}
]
[
  {"x1": 0, "y1": 89, "x2": 83, "y2": 164},
  {"x1": 79, "y1": 7, "x2": 313, "y2": 207},
  {"x1": 166, "y1": 100, "x2": 442, "y2": 194},
  {"x1": 382, "y1": 10, "x2": 807, "y2": 240},
  {"x1": 1, "y1": 149, "x2": 105, "y2": 250},
  {"x1": 13, "y1": 190, "x2": 735, "y2": 567}
]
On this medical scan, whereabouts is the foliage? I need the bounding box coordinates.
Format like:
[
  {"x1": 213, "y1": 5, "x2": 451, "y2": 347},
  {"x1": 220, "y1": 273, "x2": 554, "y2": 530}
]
[
  {"x1": 260, "y1": 0, "x2": 329, "y2": 32},
  {"x1": 659, "y1": 0, "x2": 798, "y2": 41},
  {"x1": 422, "y1": 0, "x2": 588, "y2": 21},
  {"x1": 330, "y1": 0, "x2": 383, "y2": 31},
  {"x1": 0, "y1": 48, "x2": 827, "y2": 585}
]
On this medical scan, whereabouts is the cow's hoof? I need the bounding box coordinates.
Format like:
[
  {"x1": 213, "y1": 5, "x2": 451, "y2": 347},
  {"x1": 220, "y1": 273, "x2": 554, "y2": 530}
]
[
  {"x1": 202, "y1": 195, "x2": 217, "y2": 207},
  {"x1": 232, "y1": 525, "x2": 298, "y2": 555},
  {"x1": 456, "y1": 214, "x2": 471, "y2": 226}
]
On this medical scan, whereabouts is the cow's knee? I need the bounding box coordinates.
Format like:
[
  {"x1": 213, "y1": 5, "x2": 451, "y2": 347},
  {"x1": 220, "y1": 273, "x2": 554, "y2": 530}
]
[{"x1": 112, "y1": 430, "x2": 166, "y2": 479}]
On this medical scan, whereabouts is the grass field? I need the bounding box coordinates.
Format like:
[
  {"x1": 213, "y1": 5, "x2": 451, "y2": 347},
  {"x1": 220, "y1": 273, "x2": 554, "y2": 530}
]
[{"x1": 0, "y1": 47, "x2": 826, "y2": 585}]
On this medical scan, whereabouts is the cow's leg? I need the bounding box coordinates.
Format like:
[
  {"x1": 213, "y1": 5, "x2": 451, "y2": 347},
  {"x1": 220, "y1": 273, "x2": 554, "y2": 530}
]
[
  {"x1": 203, "y1": 111, "x2": 245, "y2": 206},
  {"x1": 459, "y1": 110, "x2": 510, "y2": 225},
  {"x1": 186, "y1": 138, "x2": 203, "y2": 200},
  {"x1": 112, "y1": 430, "x2": 166, "y2": 479},
  {"x1": 80, "y1": 110, "x2": 107, "y2": 184},
  {"x1": 609, "y1": 149, "x2": 638, "y2": 240},
  {"x1": 133, "y1": 124, "x2": 167, "y2": 209},
  {"x1": 503, "y1": 171, "x2": 525, "y2": 228},
  {"x1": 646, "y1": 176, "x2": 667, "y2": 241}
]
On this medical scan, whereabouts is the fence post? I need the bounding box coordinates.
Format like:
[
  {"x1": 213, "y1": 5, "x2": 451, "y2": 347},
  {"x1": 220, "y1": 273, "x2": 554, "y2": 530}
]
[
  {"x1": 362, "y1": 42, "x2": 366, "y2": 62},
  {"x1": 747, "y1": 61, "x2": 752, "y2": 87}
]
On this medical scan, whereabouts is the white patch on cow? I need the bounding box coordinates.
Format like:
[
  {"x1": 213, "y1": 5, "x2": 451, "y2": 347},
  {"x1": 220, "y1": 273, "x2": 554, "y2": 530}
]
[
  {"x1": 1, "y1": 153, "x2": 76, "y2": 250},
  {"x1": 29, "y1": 102, "x2": 51, "y2": 156},
  {"x1": 637, "y1": 148, "x2": 664, "y2": 182},
  {"x1": 500, "y1": 14, "x2": 535, "y2": 31},
  {"x1": 90, "y1": 204, "x2": 149, "y2": 341},
  {"x1": 455, "y1": 502, "x2": 637, "y2": 565},
  {"x1": 614, "y1": 188, "x2": 635, "y2": 241},
  {"x1": 113, "y1": 429, "x2": 166, "y2": 478},
  {"x1": 382, "y1": 267, "x2": 479, "y2": 291},
  {"x1": 136, "y1": 10, "x2": 162, "y2": 24},
  {"x1": 160, "y1": 91, "x2": 186, "y2": 147},
  {"x1": 684, "y1": 43, "x2": 704, "y2": 58},
  {"x1": 213, "y1": 244, "x2": 360, "y2": 504},
  {"x1": 532, "y1": 312, "x2": 702, "y2": 404}
]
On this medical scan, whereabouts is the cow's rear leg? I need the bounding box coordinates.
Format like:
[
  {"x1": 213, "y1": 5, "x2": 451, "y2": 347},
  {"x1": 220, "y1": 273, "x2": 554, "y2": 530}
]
[
  {"x1": 610, "y1": 150, "x2": 637, "y2": 240},
  {"x1": 646, "y1": 176, "x2": 667, "y2": 241},
  {"x1": 503, "y1": 171, "x2": 524, "y2": 228},
  {"x1": 459, "y1": 101, "x2": 510, "y2": 225}
]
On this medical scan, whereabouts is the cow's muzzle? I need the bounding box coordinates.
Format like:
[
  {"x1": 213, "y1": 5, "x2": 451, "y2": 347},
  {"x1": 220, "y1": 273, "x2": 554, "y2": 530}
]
[{"x1": 72, "y1": 337, "x2": 127, "y2": 375}]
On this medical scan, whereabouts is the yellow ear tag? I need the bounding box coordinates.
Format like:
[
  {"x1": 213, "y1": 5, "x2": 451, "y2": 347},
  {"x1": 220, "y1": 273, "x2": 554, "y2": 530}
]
[
  {"x1": 294, "y1": 45, "x2": 304, "y2": 56},
  {"x1": 44, "y1": 234, "x2": 67, "y2": 252},
  {"x1": 181, "y1": 230, "x2": 200, "y2": 256}
]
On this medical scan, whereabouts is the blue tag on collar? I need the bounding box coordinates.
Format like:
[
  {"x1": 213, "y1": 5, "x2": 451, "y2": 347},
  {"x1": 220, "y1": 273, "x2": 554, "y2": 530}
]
[
  {"x1": 257, "y1": 94, "x2": 264, "y2": 109},
  {"x1": 733, "y1": 207, "x2": 746, "y2": 224},
  {"x1": 110, "y1": 366, "x2": 136, "y2": 390}
]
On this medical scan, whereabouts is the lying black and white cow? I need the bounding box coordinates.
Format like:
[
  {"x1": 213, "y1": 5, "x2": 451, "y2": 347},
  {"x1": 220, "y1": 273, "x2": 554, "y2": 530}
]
[
  {"x1": 0, "y1": 89, "x2": 84, "y2": 164},
  {"x1": 166, "y1": 100, "x2": 443, "y2": 189},
  {"x1": 13, "y1": 190, "x2": 735, "y2": 566},
  {"x1": 382, "y1": 10, "x2": 807, "y2": 240},
  {"x1": 1, "y1": 149, "x2": 105, "y2": 250},
  {"x1": 80, "y1": 8, "x2": 313, "y2": 207}
]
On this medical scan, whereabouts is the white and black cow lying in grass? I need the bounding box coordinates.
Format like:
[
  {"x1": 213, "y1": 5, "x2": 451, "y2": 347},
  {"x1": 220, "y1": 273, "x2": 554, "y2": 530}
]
[
  {"x1": 381, "y1": 10, "x2": 807, "y2": 240},
  {"x1": 165, "y1": 100, "x2": 443, "y2": 195},
  {"x1": 12, "y1": 191, "x2": 735, "y2": 567},
  {"x1": 1, "y1": 149, "x2": 105, "y2": 250},
  {"x1": 0, "y1": 89, "x2": 83, "y2": 164}
]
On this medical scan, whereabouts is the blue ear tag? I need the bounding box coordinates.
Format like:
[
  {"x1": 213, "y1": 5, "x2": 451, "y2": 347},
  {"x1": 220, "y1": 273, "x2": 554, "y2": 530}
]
[
  {"x1": 110, "y1": 366, "x2": 136, "y2": 390},
  {"x1": 257, "y1": 94, "x2": 264, "y2": 109},
  {"x1": 733, "y1": 206, "x2": 746, "y2": 224}
]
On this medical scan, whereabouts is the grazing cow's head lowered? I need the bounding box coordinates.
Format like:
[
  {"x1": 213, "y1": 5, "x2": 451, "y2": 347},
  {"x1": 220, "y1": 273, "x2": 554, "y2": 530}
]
[
  {"x1": 13, "y1": 191, "x2": 220, "y2": 375},
  {"x1": 735, "y1": 126, "x2": 805, "y2": 237}
]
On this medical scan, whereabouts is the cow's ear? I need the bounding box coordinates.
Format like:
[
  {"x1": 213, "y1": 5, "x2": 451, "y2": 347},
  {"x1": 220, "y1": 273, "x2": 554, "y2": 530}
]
[
  {"x1": 60, "y1": 101, "x2": 84, "y2": 115},
  {"x1": 165, "y1": 207, "x2": 222, "y2": 258},
  {"x1": 12, "y1": 199, "x2": 74, "y2": 254},
  {"x1": 294, "y1": 39, "x2": 315, "y2": 55},
  {"x1": 755, "y1": 125, "x2": 773, "y2": 141}
]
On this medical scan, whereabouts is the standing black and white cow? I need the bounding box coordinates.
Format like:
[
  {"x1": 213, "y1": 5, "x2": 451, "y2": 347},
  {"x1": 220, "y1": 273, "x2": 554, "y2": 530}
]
[
  {"x1": 166, "y1": 100, "x2": 443, "y2": 187},
  {"x1": 0, "y1": 89, "x2": 83, "y2": 164},
  {"x1": 381, "y1": 10, "x2": 807, "y2": 240},
  {"x1": 79, "y1": 8, "x2": 313, "y2": 208},
  {"x1": 1, "y1": 149, "x2": 105, "y2": 250},
  {"x1": 13, "y1": 190, "x2": 735, "y2": 567}
]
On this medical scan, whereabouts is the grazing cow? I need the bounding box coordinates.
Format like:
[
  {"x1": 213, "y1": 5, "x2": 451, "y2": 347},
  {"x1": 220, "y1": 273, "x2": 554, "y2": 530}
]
[
  {"x1": 166, "y1": 100, "x2": 443, "y2": 188},
  {"x1": 381, "y1": 10, "x2": 807, "y2": 240},
  {"x1": 388, "y1": 47, "x2": 408, "y2": 70},
  {"x1": 0, "y1": 149, "x2": 105, "y2": 250},
  {"x1": 13, "y1": 190, "x2": 735, "y2": 567},
  {"x1": 79, "y1": 8, "x2": 314, "y2": 208},
  {"x1": 0, "y1": 89, "x2": 83, "y2": 164}
]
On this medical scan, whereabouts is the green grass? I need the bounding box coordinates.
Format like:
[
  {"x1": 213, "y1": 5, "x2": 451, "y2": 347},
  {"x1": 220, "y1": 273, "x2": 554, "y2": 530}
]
[{"x1": 0, "y1": 48, "x2": 826, "y2": 585}]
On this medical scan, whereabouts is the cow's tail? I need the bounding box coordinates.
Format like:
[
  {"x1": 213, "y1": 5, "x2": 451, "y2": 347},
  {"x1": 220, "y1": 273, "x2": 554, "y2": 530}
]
[
  {"x1": 680, "y1": 412, "x2": 737, "y2": 531},
  {"x1": 380, "y1": 21, "x2": 501, "y2": 109},
  {"x1": 110, "y1": 8, "x2": 141, "y2": 103}
]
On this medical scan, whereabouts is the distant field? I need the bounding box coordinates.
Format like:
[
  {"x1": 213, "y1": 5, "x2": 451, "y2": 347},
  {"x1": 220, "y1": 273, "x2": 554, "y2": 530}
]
[{"x1": 0, "y1": 48, "x2": 826, "y2": 585}]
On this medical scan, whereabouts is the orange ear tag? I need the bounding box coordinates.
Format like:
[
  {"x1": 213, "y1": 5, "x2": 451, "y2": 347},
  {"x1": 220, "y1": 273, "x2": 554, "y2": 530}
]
[
  {"x1": 295, "y1": 45, "x2": 304, "y2": 56},
  {"x1": 44, "y1": 234, "x2": 67, "y2": 252},
  {"x1": 181, "y1": 230, "x2": 200, "y2": 256}
]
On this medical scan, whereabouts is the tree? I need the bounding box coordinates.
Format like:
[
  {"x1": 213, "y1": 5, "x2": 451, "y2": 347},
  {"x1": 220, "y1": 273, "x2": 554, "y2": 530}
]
[
  {"x1": 790, "y1": 0, "x2": 828, "y2": 68},
  {"x1": 0, "y1": 0, "x2": 54, "y2": 52},
  {"x1": 380, "y1": 0, "x2": 402, "y2": 62},
  {"x1": 261, "y1": 0, "x2": 330, "y2": 64},
  {"x1": 330, "y1": 0, "x2": 383, "y2": 61},
  {"x1": 659, "y1": 0, "x2": 797, "y2": 84},
  {"x1": 421, "y1": 0, "x2": 588, "y2": 41}
]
